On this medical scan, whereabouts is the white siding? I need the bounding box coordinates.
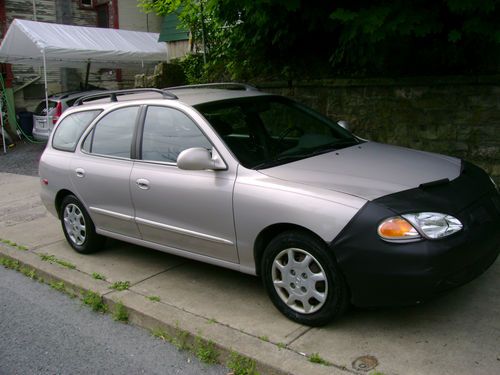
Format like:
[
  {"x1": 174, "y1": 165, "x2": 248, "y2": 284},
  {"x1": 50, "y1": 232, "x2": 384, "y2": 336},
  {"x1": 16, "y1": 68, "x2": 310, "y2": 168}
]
[{"x1": 118, "y1": 0, "x2": 162, "y2": 32}]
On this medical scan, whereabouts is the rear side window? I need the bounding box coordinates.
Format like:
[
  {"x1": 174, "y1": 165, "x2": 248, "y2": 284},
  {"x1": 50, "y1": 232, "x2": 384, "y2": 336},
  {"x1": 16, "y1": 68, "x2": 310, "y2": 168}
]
[
  {"x1": 52, "y1": 110, "x2": 101, "y2": 152},
  {"x1": 84, "y1": 106, "x2": 139, "y2": 158},
  {"x1": 34, "y1": 100, "x2": 57, "y2": 116}
]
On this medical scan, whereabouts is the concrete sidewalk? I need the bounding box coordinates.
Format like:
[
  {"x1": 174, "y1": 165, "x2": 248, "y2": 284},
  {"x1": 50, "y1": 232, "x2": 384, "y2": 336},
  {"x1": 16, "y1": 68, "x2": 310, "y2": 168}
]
[{"x1": 1, "y1": 172, "x2": 499, "y2": 375}]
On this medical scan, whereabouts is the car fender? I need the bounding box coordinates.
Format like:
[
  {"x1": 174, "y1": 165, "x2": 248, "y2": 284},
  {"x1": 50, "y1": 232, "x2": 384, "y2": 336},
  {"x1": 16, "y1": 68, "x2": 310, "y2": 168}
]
[
  {"x1": 233, "y1": 166, "x2": 366, "y2": 274},
  {"x1": 39, "y1": 148, "x2": 75, "y2": 218}
]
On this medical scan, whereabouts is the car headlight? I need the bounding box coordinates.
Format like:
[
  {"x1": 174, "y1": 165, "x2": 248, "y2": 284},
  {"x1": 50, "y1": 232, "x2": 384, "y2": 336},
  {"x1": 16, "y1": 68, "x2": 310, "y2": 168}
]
[
  {"x1": 403, "y1": 212, "x2": 463, "y2": 239},
  {"x1": 378, "y1": 212, "x2": 463, "y2": 242}
]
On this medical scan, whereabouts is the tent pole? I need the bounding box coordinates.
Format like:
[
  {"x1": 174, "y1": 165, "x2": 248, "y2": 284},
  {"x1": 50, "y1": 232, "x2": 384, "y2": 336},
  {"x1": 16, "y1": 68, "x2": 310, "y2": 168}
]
[
  {"x1": 1, "y1": 98, "x2": 6, "y2": 154},
  {"x1": 85, "y1": 61, "x2": 91, "y2": 89},
  {"x1": 42, "y1": 49, "x2": 49, "y2": 129}
]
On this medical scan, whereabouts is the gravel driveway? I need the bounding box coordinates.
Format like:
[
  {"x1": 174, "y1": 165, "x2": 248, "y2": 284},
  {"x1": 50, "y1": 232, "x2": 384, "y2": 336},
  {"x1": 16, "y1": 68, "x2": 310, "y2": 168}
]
[{"x1": 0, "y1": 141, "x2": 46, "y2": 176}]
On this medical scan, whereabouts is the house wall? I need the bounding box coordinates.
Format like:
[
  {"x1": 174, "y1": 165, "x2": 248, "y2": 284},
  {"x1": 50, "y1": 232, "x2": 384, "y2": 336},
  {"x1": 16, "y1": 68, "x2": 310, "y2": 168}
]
[
  {"x1": 167, "y1": 40, "x2": 190, "y2": 61},
  {"x1": 118, "y1": 0, "x2": 161, "y2": 32},
  {"x1": 70, "y1": 0, "x2": 98, "y2": 26},
  {"x1": 4, "y1": 0, "x2": 100, "y2": 110},
  {"x1": 115, "y1": 0, "x2": 163, "y2": 90},
  {"x1": 260, "y1": 76, "x2": 500, "y2": 183},
  {"x1": 6, "y1": 0, "x2": 58, "y2": 110}
]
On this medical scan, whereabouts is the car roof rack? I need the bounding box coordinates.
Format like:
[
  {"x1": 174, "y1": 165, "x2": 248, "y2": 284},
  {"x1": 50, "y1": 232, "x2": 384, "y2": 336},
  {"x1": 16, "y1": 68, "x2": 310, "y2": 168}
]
[
  {"x1": 73, "y1": 88, "x2": 178, "y2": 106},
  {"x1": 52, "y1": 90, "x2": 82, "y2": 99},
  {"x1": 166, "y1": 82, "x2": 259, "y2": 92},
  {"x1": 49, "y1": 88, "x2": 108, "y2": 100}
]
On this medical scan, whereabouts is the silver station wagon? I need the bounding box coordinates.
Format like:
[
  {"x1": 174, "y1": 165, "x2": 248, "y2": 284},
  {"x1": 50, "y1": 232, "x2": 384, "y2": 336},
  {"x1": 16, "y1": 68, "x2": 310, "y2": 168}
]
[{"x1": 39, "y1": 84, "x2": 500, "y2": 326}]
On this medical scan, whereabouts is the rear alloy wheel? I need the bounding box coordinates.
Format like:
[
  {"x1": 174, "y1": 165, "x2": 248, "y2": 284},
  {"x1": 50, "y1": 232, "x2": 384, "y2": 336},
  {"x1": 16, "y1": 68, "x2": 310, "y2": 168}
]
[
  {"x1": 60, "y1": 195, "x2": 104, "y2": 254},
  {"x1": 63, "y1": 203, "x2": 86, "y2": 246},
  {"x1": 262, "y1": 231, "x2": 349, "y2": 326}
]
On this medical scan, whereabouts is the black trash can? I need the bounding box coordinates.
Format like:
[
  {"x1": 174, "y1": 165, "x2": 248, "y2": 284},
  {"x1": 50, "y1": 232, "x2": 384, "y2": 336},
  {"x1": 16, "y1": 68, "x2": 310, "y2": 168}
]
[{"x1": 17, "y1": 111, "x2": 34, "y2": 136}]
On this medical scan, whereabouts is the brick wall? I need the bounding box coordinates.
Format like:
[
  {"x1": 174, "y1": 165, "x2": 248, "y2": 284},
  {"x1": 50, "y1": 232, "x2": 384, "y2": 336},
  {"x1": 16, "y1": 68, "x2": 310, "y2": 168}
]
[{"x1": 259, "y1": 76, "x2": 500, "y2": 183}]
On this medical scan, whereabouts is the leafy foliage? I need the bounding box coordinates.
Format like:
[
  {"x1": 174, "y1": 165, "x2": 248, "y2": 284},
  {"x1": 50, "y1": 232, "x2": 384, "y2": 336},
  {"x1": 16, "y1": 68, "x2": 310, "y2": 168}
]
[
  {"x1": 82, "y1": 290, "x2": 108, "y2": 313},
  {"x1": 227, "y1": 351, "x2": 259, "y2": 375},
  {"x1": 113, "y1": 301, "x2": 129, "y2": 322},
  {"x1": 91, "y1": 272, "x2": 106, "y2": 281},
  {"x1": 329, "y1": 0, "x2": 500, "y2": 75},
  {"x1": 109, "y1": 280, "x2": 130, "y2": 291},
  {"x1": 308, "y1": 352, "x2": 331, "y2": 365},
  {"x1": 139, "y1": 0, "x2": 500, "y2": 79},
  {"x1": 39, "y1": 253, "x2": 76, "y2": 269},
  {"x1": 195, "y1": 337, "x2": 219, "y2": 364}
]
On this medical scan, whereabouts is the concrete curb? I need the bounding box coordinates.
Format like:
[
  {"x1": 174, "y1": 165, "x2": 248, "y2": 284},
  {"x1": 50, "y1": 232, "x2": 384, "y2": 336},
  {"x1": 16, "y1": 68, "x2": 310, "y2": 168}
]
[{"x1": 0, "y1": 242, "x2": 353, "y2": 375}]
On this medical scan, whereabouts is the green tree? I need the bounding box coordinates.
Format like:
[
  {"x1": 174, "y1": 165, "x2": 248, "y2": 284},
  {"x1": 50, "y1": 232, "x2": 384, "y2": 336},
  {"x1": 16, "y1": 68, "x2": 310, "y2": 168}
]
[
  {"x1": 330, "y1": 0, "x2": 500, "y2": 75},
  {"x1": 139, "y1": 0, "x2": 500, "y2": 80}
]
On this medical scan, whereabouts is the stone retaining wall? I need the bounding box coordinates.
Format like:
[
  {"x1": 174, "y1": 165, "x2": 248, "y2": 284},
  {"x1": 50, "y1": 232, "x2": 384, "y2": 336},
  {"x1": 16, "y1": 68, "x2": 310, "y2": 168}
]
[{"x1": 259, "y1": 77, "x2": 500, "y2": 183}]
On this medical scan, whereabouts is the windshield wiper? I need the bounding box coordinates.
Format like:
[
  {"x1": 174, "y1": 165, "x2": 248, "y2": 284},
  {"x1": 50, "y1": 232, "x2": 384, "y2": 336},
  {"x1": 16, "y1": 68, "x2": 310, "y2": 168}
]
[
  {"x1": 252, "y1": 154, "x2": 306, "y2": 170},
  {"x1": 252, "y1": 139, "x2": 360, "y2": 170}
]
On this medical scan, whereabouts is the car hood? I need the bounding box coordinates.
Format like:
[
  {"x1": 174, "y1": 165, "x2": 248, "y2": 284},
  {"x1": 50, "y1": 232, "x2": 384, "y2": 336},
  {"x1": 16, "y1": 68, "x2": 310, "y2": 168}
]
[{"x1": 259, "y1": 142, "x2": 462, "y2": 200}]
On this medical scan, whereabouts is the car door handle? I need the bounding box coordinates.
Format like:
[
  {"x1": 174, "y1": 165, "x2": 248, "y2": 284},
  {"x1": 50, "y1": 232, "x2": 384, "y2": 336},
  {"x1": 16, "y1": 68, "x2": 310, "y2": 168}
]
[
  {"x1": 136, "y1": 178, "x2": 150, "y2": 190},
  {"x1": 75, "y1": 168, "x2": 85, "y2": 178}
]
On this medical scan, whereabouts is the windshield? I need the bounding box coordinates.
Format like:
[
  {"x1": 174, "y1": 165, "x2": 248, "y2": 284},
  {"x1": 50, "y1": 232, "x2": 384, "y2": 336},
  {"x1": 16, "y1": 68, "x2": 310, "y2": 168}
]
[{"x1": 195, "y1": 96, "x2": 361, "y2": 169}]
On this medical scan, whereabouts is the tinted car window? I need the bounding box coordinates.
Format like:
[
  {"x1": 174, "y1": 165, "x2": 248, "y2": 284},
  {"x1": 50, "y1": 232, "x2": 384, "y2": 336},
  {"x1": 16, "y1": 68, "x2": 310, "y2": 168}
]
[
  {"x1": 196, "y1": 96, "x2": 359, "y2": 169},
  {"x1": 66, "y1": 98, "x2": 79, "y2": 107},
  {"x1": 81, "y1": 129, "x2": 92, "y2": 153},
  {"x1": 52, "y1": 110, "x2": 101, "y2": 152},
  {"x1": 90, "y1": 106, "x2": 139, "y2": 158},
  {"x1": 34, "y1": 100, "x2": 58, "y2": 116},
  {"x1": 141, "y1": 106, "x2": 211, "y2": 163}
]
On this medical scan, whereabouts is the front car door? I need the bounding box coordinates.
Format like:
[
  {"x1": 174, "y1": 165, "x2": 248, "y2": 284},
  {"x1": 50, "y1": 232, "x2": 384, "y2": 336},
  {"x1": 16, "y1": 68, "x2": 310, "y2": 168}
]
[
  {"x1": 70, "y1": 105, "x2": 141, "y2": 238},
  {"x1": 130, "y1": 105, "x2": 238, "y2": 263}
]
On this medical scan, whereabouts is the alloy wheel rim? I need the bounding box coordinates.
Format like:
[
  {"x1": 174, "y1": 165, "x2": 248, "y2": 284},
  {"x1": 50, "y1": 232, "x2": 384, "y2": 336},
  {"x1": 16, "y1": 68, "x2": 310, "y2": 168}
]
[
  {"x1": 271, "y1": 248, "x2": 328, "y2": 314},
  {"x1": 63, "y1": 203, "x2": 86, "y2": 246}
]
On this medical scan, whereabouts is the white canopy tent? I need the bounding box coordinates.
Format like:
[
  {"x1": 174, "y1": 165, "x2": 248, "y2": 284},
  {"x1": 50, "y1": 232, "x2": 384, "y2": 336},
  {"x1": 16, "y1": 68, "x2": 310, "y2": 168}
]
[
  {"x1": 0, "y1": 19, "x2": 168, "y2": 67},
  {"x1": 0, "y1": 19, "x2": 168, "y2": 152}
]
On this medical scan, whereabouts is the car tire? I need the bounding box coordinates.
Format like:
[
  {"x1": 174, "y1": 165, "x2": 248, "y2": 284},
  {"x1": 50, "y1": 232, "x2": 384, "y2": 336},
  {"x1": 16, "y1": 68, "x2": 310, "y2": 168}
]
[
  {"x1": 60, "y1": 195, "x2": 105, "y2": 254},
  {"x1": 261, "y1": 231, "x2": 349, "y2": 326}
]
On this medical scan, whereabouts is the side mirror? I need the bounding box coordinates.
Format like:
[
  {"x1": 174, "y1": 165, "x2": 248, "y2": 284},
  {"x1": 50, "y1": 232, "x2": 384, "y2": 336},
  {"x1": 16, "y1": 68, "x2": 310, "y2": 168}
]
[
  {"x1": 337, "y1": 120, "x2": 350, "y2": 131},
  {"x1": 177, "y1": 147, "x2": 226, "y2": 171}
]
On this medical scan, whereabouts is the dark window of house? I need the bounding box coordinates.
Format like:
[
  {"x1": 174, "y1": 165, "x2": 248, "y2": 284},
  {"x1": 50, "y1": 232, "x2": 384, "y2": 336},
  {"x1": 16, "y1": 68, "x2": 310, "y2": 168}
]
[
  {"x1": 96, "y1": 4, "x2": 109, "y2": 28},
  {"x1": 141, "y1": 106, "x2": 211, "y2": 163}
]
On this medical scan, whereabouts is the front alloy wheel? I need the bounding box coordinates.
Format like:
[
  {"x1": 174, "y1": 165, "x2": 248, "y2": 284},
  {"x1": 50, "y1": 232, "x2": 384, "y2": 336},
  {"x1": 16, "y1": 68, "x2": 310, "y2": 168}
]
[
  {"x1": 272, "y1": 248, "x2": 328, "y2": 314},
  {"x1": 262, "y1": 231, "x2": 349, "y2": 326}
]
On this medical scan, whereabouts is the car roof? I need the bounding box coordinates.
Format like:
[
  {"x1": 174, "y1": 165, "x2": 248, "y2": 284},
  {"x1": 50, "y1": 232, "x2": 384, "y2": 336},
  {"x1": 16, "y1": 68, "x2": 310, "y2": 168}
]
[
  {"x1": 72, "y1": 85, "x2": 271, "y2": 109},
  {"x1": 172, "y1": 88, "x2": 270, "y2": 106}
]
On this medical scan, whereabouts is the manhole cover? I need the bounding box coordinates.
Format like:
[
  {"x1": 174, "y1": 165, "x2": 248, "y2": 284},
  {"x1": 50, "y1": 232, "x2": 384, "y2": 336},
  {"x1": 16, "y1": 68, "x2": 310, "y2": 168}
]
[{"x1": 352, "y1": 355, "x2": 378, "y2": 372}]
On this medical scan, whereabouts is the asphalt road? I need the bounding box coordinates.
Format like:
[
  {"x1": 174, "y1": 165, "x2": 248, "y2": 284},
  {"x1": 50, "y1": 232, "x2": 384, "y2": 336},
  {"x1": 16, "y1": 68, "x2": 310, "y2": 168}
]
[
  {"x1": 0, "y1": 141, "x2": 45, "y2": 176},
  {"x1": 0, "y1": 266, "x2": 228, "y2": 375}
]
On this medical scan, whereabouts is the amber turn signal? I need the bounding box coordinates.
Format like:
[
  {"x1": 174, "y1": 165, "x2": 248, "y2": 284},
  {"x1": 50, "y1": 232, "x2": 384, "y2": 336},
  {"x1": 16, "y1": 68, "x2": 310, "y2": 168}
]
[{"x1": 377, "y1": 217, "x2": 420, "y2": 241}]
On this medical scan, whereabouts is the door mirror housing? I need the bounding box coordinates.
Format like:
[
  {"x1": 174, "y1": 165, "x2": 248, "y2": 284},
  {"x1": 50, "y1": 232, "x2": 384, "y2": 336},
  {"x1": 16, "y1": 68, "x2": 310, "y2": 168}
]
[
  {"x1": 177, "y1": 147, "x2": 227, "y2": 171},
  {"x1": 337, "y1": 120, "x2": 350, "y2": 131}
]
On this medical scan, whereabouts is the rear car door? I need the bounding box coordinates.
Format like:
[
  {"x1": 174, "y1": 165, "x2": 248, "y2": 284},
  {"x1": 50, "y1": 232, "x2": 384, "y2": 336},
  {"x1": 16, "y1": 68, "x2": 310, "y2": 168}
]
[
  {"x1": 130, "y1": 105, "x2": 238, "y2": 262},
  {"x1": 70, "y1": 105, "x2": 141, "y2": 238}
]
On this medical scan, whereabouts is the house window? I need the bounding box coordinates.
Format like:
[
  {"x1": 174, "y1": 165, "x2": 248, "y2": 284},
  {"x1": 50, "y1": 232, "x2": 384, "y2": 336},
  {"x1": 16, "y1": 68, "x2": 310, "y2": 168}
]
[
  {"x1": 79, "y1": 0, "x2": 95, "y2": 9},
  {"x1": 96, "y1": 4, "x2": 109, "y2": 28}
]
